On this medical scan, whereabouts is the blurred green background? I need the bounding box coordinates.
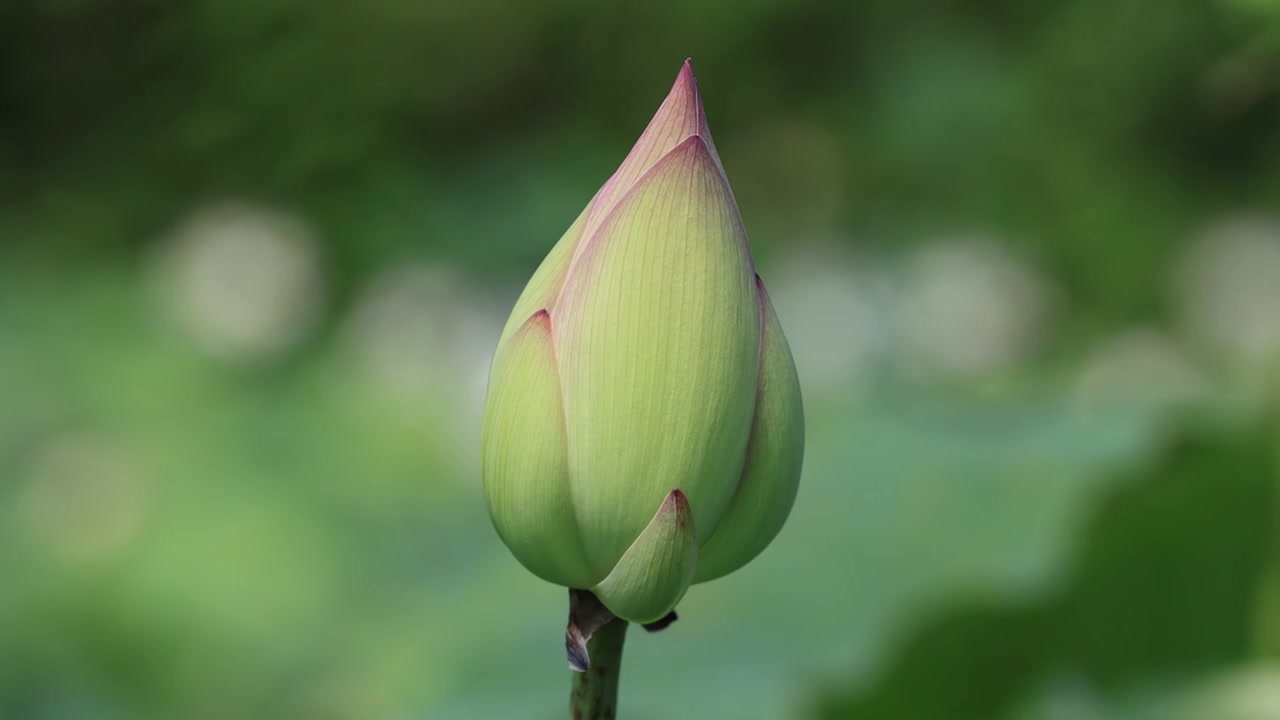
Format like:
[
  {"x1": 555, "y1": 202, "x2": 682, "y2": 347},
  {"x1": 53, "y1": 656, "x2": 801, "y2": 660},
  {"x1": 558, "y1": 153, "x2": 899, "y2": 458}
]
[{"x1": 3, "y1": 1, "x2": 1280, "y2": 718}]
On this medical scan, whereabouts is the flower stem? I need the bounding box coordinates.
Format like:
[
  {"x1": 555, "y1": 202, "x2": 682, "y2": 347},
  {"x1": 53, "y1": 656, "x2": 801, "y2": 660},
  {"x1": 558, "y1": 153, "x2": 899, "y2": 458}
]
[{"x1": 570, "y1": 617, "x2": 628, "y2": 719}]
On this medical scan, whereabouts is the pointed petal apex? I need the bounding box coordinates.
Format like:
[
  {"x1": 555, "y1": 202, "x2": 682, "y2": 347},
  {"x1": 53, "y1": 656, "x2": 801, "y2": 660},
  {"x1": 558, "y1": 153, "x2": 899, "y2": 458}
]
[
  {"x1": 662, "y1": 489, "x2": 692, "y2": 523},
  {"x1": 577, "y1": 60, "x2": 722, "y2": 242},
  {"x1": 592, "y1": 490, "x2": 698, "y2": 623},
  {"x1": 671, "y1": 60, "x2": 700, "y2": 122}
]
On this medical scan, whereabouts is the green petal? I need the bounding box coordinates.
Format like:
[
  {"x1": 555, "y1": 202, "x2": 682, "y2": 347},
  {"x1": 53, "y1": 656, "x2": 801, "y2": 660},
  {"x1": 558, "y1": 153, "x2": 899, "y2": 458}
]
[
  {"x1": 694, "y1": 277, "x2": 805, "y2": 583},
  {"x1": 512, "y1": 61, "x2": 723, "y2": 352},
  {"x1": 554, "y1": 136, "x2": 760, "y2": 575},
  {"x1": 593, "y1": 490, "x2": 697, "y2": 623},
  {"x1": 481, "y1": 310, "x2": 595, "y2": 587},
  {"x1": 496, "y1": 205, "x2": 590, "y2": 348},
  {"x1": 574, "y1": 60, "x2": 724, "y2": 249}
]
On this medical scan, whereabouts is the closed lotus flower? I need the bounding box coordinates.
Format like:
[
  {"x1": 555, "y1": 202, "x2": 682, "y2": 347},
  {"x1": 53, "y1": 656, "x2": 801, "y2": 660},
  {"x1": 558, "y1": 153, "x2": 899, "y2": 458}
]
[{"x1": 482, "y1": 61, "x2": 803, "y2": 626}]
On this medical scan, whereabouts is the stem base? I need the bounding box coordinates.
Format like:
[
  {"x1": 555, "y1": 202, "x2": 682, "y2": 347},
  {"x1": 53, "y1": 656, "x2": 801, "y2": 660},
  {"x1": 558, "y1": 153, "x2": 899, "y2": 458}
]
[{"x1": 570, "y1": 615, "x2": 627, "y2": 719}]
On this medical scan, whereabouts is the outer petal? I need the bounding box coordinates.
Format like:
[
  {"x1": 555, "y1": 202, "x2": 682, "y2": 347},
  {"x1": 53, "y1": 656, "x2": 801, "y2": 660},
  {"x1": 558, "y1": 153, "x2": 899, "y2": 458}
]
[
  {"x1": 575, "y1": 60, "x2": 725, "y2": 258},
  {"x1": 592, "y1": 490, "x2": 697, "y2": 623},
  {"x1": 496, "y1": 205, "x2": 590, "y2": 347},
  {"x1": 554, "y1": 136, "x2": 760, "y2": 575},
  {"x1": 481, "y1": 310, "x2": 595, "y2": 587},
  {"x1": 503, "y1": 61, "x2": 714, "y2": 346},
  {"x1": 693, "y1": 277, "x2": 804, "y2": 583}
]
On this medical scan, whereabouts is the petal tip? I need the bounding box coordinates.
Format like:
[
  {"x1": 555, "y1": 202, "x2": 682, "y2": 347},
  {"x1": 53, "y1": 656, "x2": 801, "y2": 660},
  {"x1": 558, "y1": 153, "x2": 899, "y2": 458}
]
[
  {"x1": 665, "y1": 59, "x2": 704, "y2": 127},
  {"x1": 592, "y1": 490, "x2": 699, "y2": 623},
  {"x1": 677, "y1": 58, "x2": 696, "y2": 85},
  {"x1": 660, "y1": 489, "x2": 692, "y2": 528},
  {"x1": 665, "y1": 133, "x2": 716, "y2": 164},
  {"x1": 513, "y1": 308, "x2": 552, "y2": 340}
]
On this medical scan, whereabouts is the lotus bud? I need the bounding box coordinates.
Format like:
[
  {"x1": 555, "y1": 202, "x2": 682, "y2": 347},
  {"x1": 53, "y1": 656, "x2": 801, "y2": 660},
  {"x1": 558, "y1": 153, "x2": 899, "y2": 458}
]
[{"x1": 481, "y1": 60, "x2": 804, "y2": 624}]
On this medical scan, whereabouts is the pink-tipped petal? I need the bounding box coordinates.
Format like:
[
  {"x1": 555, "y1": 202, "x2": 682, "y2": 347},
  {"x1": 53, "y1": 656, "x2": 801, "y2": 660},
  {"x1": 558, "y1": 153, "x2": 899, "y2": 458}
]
[
  {"x1": 495, "y1": 203, "x2": 592, "y2": 348},
  {"x1": 481, "y1": 310, "x2": 596, "y2": 588},
  {"x1": 554, "y1": 135, "x2": 760, "y2": 575},
  {"x1": 592, "y1": 489, "x2": 698, "y2": 623},
  {"x1": 575, "y1": 61, "x2": 726, "y2": 258}
]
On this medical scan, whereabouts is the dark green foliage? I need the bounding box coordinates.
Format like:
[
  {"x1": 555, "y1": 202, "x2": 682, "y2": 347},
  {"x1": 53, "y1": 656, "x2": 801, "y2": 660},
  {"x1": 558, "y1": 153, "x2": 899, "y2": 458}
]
[
  {"x1": 820, "y1": 423, "x2": 1277, "y2": 719},
  {"x1": 3, "y1": 2, "x2": 1279, "y2": 718},
  {"x1": 3, "y1": 0, "x2": 1278, "y2": 328}
]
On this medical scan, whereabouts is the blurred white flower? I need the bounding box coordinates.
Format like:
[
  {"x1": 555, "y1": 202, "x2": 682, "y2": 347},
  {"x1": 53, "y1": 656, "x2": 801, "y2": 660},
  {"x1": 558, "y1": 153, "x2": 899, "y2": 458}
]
[
  {"x1": 1176, "y1": 665, "x2": 1280, "y2": 720},
  {"x1": 765, "y1": 244, "x2": 889, "y2": 393},
  {"x1": 340, "y1": 263, "x2": 505, "y2": 473},
  {"x1": 1014, "y1": 673, "x2": 1108, "y2": 720},
  {"x1": 19, "y1": 432, "x2": 149, "y2": 564},
  {"x1": 1175, "y1": 214, "x2": 1280, "y2": 370},
  {"x1": 151, "y1": 201, "x2": 324, "y2": 363},
  {"x1": 897, "y1": 237, "x2": 1053, "y2": 379},
  {"x1": 341, "y1": 263, "x2": 501, "y2": 397},
  {"x1": 1071, "y1": 327, "x2": 1212, "y2": 415}
]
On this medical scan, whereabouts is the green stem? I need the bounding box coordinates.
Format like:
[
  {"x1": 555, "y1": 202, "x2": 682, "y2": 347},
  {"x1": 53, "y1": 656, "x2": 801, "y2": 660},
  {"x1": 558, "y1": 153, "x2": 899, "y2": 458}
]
[{"x1": 570, "y1": 617, "x2": 628, "y2": 719}]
